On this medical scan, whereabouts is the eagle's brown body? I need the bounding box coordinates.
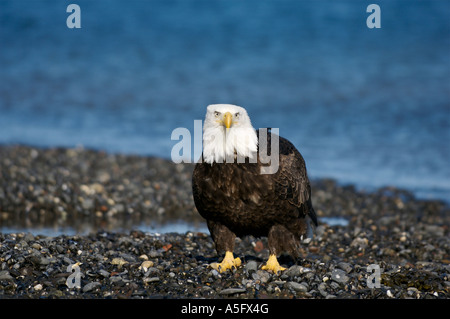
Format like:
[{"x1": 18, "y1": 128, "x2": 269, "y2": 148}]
[{"x1": 192, "y1": 131, "x2": 317, "y2": 259}]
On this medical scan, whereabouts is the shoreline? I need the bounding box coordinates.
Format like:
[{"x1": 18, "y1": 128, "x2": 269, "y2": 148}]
[{"x1": 0, "y1": 145, "x2": 449, "y2": 299}]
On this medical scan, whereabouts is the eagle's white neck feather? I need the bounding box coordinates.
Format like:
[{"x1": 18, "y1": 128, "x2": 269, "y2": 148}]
[{"x1": 202, "y1": 104, "x2": 258, "y2": 164}]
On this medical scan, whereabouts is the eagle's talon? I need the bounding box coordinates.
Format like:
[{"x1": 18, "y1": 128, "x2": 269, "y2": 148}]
[
  {"x1": 261, "y1": 254, "x2": 286, "y2": 274},
  {"x1": 210, "y1": 251, "x2": 241, "y2": 273}
]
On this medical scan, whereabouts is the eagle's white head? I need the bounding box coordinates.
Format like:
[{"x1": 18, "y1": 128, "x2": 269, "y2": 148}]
[{"x1": 202, "y1": 104, "x2": 258, "y2": 164}]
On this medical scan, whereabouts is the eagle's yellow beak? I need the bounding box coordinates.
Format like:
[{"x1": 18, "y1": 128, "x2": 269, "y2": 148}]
[{"x1": 224, "y1": 112, "x2": 232, "y2": 129}]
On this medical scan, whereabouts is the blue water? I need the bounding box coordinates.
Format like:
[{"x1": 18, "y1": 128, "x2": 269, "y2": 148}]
[{"x1": 1, "y1": 0, "x2": 449, "y2": 202}]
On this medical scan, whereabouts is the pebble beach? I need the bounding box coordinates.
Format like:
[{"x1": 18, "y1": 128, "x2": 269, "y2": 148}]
[{"x1": 0, "y1": 145, "x2": 449, "y2": 299}]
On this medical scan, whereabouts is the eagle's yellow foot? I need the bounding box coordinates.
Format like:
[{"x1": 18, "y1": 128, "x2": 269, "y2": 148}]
[
  {"x1": 210, "y1": 251, "x2": 241, "y2": 273},
  {"x1": 261, "y1": 254, "x2": 286, "y2": 274}
]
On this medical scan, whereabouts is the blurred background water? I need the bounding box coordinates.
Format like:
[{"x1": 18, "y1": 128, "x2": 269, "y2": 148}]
[{"x1": 0, "y1": 0, "x2": 449, "y2": 203}]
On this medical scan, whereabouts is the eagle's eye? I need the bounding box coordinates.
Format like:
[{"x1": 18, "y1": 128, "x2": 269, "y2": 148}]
[
  {"x1": 235, "y1": 112, "x2": 240, "y2": 119},
  {"x1": 214, "y1": 111, "x2": 220, "y2": 118}
]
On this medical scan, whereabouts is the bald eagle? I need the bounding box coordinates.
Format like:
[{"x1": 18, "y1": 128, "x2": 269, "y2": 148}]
[{"x1": 192, "y1": 104, "x2": 317, "y2": 273}]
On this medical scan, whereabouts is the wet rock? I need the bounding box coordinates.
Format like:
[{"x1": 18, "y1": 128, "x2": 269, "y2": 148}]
[
  {"x1": 285, "y1": 265, "x2": 303, "y2": 277},
  {"x1": 143, "y1": 277, "x2": 160, "y2": 283},
  {"x1": 253, "y1": 270, "x2": 271, "y2": 283},
  {"x1": 219, "y1": 288, "x2": 247, "y2": 295},
  {"x1": 0, "y1": 270, "x2": 14, "y2": 281},
  {"x1": 98, "y1": 269, "x2": 110, "y2": 278},
  {"x1": 83, "y1": 281, "x2": 101, "y2": 293},
  {"x1": 27, "y1": 255, "x2": 51, "y2": 266},
  {"x1": 244, "y1": 260, "x2": 258, "y2": 273},
  {"x1": 318, "y1": 282, "x2": 329, "y2": 297},
  {"x1": 288, "y1": 281, "x2": 308, "y2": 293},
  {"x1": 337, "y1": 262, "x2": 353, "y2": 273},
  {"x1": 331, "y1": 269, "x2": 349, "y2": 284}
]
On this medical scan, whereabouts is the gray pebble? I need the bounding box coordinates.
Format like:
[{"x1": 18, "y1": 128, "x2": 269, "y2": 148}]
[
  {"x1": 119, "y1": 253, "x2": 136, "y2": 262},
  {"x1": 318, "y1": 282, "x2": 328, "y2": 297},
  {"x1": 0, "y1": 270, "x2": 14, "y2": 281},
  {"x1": 219, "y1": 288, "x2": 247, "y2": 295},
  {"x1": 285, "y1": 265, "x2": 302, "y2": 277},
  {"x1": 82, "y1": 281, "x2": 101, "y2": 293},
  {"x1": 56, "y1": 245, "x2": 65, "y2": 254},
  {"x1": 98, "y1": 269, "x2": 110, "y2": 278},
  {"x1": 144, "y1": 267, "x2": 160, "y2": 277},
  {"x1": 330, "y1": 281, "x2": 340, "y2": 290},
  {"x1": 110, "y1": 276, "x2": 123, "y2": 284},
  {"x1": 244, "y1": 260, "x2": 258, "y2": 273},
  {"x1": 148, "y1": 250, "x2": 163, "y2": 258},
  {"x1": 29, "y1": 255, "x2": 50, "y2": 266},
  {"x1": 331, "y1": 269, "x2": 349, "y2": 284},
  {"x1": 253, "y1": 270, "x2": 270, "y2": 283},
  {"x1": 23, "y1": 233, "x2": 35, "y2": 242},
  {"x1": 337, "y1": 262, "x2": 353, "y2": 273},
  {"x1": 288, "y1": 281, "x2": 308, "y2": 293},
  {"x1": 209, "y1": 269, "x2": 220, "y2": 277},
  {"x1": 144, "y1": 277, "x2": 160, "y2": 283}
]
